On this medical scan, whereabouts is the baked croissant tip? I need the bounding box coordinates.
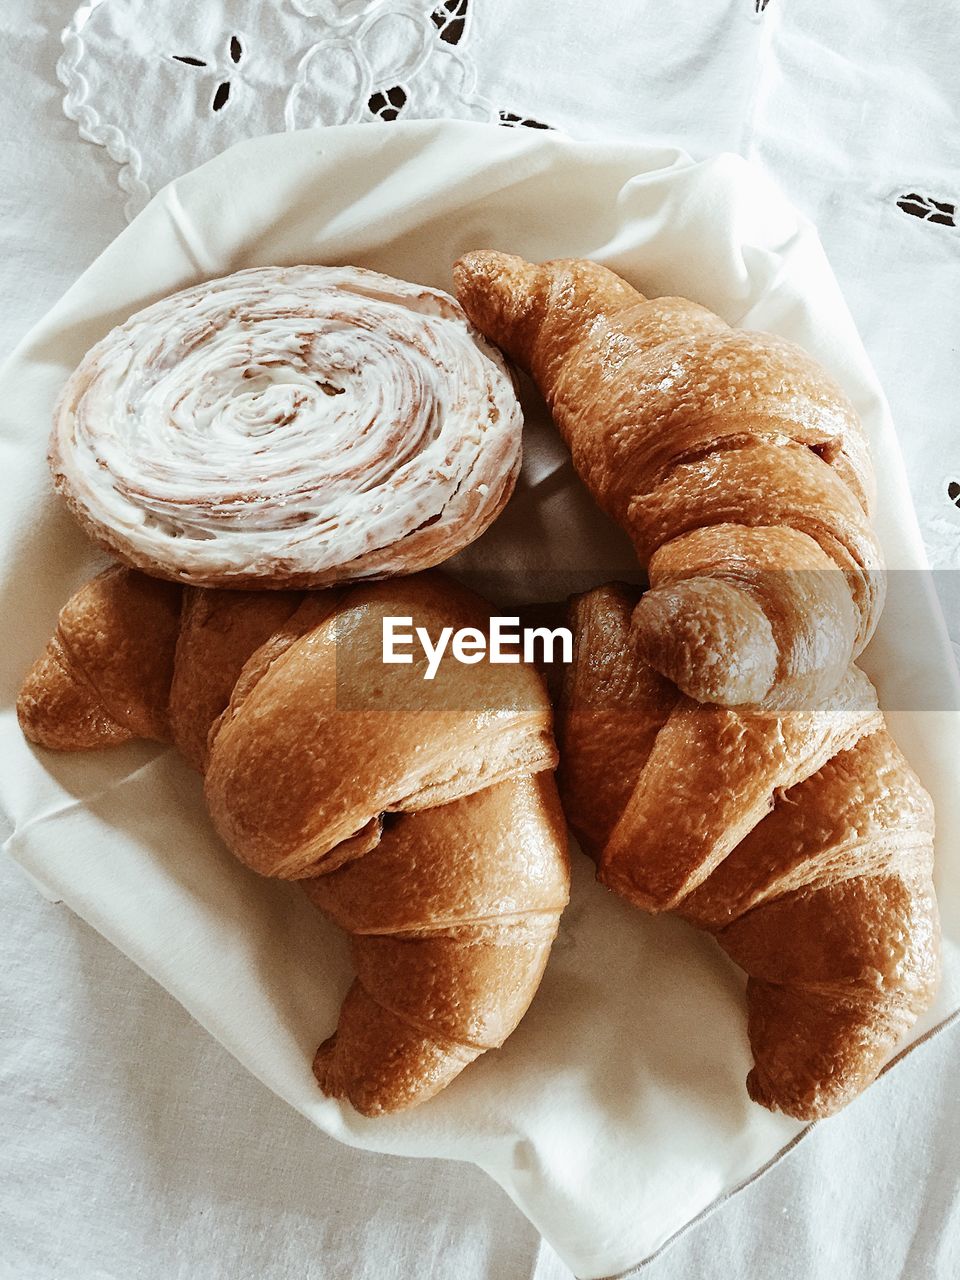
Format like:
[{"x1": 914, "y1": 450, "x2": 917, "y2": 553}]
[
  {"x1": 745, "y1": 1067, "x2": 839, "y2": 1122},
  {"x1": 311, "y1": 1036, "x2": 356, "y2": 1108},
  {"x1": 632, "y1": 583, "x2": 778, "y2": 706}
]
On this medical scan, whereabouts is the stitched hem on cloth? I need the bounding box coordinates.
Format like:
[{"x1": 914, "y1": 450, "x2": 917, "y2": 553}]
[
  {"x1": 593, "y1": 1006, "x2": 960, "y2": 1280},
  {"x1": 56, "y1": 1, "x2": 152, "y2": 222}
]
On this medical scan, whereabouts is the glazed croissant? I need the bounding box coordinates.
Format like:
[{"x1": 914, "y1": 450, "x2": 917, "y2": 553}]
[
  {"x1": 51, "y1": 265, "x2": 523, "y2": 589},
  {"x1": 558, "y1": 583, "x2": 939, "y2": 1119},
  {"x1": 18, "y1": 566, "x2": 570, "y2": 1115},
  {"x1": 454, "y1": 252, "x2": 885, "y2": 711}
]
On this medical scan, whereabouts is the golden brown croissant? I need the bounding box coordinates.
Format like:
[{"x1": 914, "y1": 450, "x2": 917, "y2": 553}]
[
  {"x1": 454, "y1": 252, "x2": 885, "y2": 711},
  {"x1": 18, "y1": 566, "x2": 570, "y2": 1115},
  {"x1": 558, "y1": 583, "x2": 939, "y2": 1120}
]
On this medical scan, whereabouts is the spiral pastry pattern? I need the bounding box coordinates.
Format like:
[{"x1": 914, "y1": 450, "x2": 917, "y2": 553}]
[{"x1": 51, "y1": 265, "x2": 523, "y2": 588}]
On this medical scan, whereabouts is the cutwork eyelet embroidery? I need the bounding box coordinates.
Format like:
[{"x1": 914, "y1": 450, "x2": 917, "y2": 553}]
[
  {"x1": 368, "y1": 86, "x2": 408, "y2": 121},
  {"x1": 170, "y1": 32, "x2": 244, "y2": 115},
  {"x1": 62, "y1": 1, "x2": 499, "y2": 218},
  {"x1": 498, "y1": 111, "x2": 552, "y2": 130},
  {"x1": 431, "y1": 0, "x2": 469, "y2": 46},
  {"x1": 896, "y1": 193, "x2": 956, "y2": 227}
]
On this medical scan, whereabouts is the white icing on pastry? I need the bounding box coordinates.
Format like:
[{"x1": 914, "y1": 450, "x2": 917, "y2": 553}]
[{"x1": 50, "y1": 265, "x2": 523, "y2": 586}]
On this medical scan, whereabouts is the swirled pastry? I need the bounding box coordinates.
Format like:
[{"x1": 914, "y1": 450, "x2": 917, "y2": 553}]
[{"x1": 50, "y1": 265, "x2": 523, "y2": 588}]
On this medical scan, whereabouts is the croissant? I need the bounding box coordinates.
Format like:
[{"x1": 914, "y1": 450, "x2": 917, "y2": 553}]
[
  {"x1": 558, "y1": 583, "x2": 939, "y2": 1119},
  {"x1": 51, "y1": 265, "x2": 523, "y2": 590},
  {"x1": 18, "y1": 566, "x2": 570, "y2": 1115},
  {"x1": 454, "y1": 252, "x2": 885, "y2": 711}
]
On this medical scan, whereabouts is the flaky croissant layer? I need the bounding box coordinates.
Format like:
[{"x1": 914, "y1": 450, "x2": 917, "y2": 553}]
[
  {"x1": 557, "y1": 583, "x2": 939, "y2": 1120},
  {"x1": 454, "y1": 252, "x2": 885, "y2": 713},
  {"x1": 18, "y1": 566, "x2": 570, "y2": 1115}
]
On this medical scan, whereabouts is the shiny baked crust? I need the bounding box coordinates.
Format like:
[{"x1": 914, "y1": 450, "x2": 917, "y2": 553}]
[
  {"x1": 453, "y1": 251, "x2": 884, "y2": 711},
  {"x1": 18, "y1": 566, "x2": 569, "y2": 1116},
  {"x1": 557, "y1": 584, "x2": 939, "y2": 1120}
]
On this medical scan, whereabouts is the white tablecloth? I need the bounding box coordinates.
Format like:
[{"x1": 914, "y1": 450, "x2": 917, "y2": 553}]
[{"x1": 1, "y1": 3, "x2": 958, "y2": 1277}]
